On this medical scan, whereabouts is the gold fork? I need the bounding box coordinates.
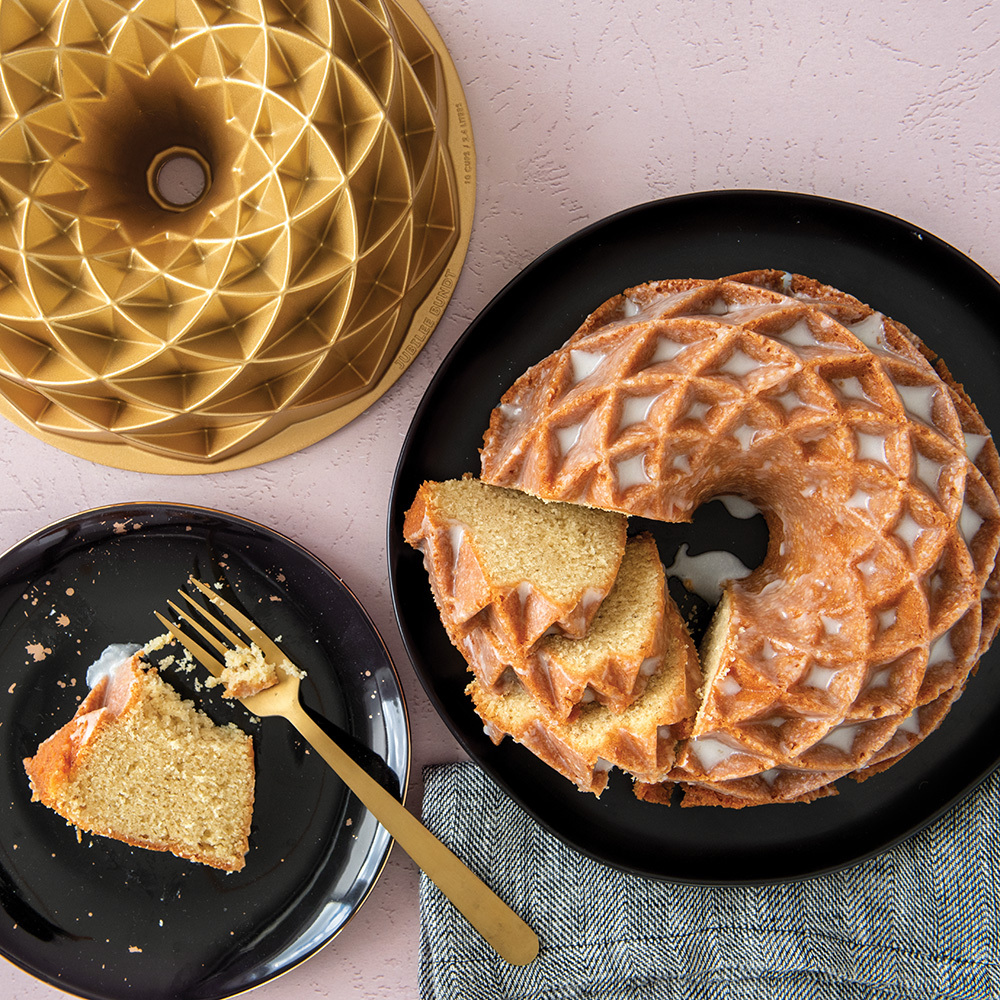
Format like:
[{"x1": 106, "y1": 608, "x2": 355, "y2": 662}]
[{"x1": 154, "y1": 579, "x2": 539, "y2": 966}]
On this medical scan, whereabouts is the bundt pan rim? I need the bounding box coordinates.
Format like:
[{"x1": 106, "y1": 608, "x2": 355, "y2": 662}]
[{"x1": 0, "y1": 0, "x2": 475, "y2": 475}]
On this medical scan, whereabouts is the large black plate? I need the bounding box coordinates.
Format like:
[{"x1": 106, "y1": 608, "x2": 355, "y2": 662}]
[
  {"x1": 0, "y1": 503, "x2": 409, "y2": 999},
  {"x1": 387, "y1": 190, "x2": 1000, "y2": 883}
]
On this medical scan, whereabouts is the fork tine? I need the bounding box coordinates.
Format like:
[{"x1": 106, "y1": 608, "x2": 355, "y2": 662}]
[
  {"x1": 153, "y1": 611, "x2": 225, "y2": 678},
  {"x1": 177, "y1": 591, "x2": 244, "y2": 649},
  {"x1": 168, "y1": 599, "x2": 231, "y2": 656},
  {"x1": 188, "y1": 578, "x2": 286, "y2": 664}
]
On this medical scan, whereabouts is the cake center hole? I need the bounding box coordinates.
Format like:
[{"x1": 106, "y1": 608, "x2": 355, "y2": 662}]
[
  {"x1": 147, "y1": 147, "x2": 211, "y2": 212},
  {"x1": 639, "y1": 496, "x2": 769, "y2": 644}
]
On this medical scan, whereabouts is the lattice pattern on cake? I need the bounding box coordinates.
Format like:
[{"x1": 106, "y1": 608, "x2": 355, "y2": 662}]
[
  {"x1": 481, "y1": 270, "x2": 1000, "y2": 805},
  {"x1": 0, "y1": 0, "x2": 466, "y2": 469}
]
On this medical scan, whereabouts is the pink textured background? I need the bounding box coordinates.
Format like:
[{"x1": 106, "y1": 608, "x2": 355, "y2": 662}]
[{"x1": 3, "y1": 1, "x2": 999, "y2": 997}]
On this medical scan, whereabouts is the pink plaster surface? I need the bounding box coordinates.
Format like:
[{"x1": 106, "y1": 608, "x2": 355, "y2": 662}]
[{"x1": 2, "y1": 1, "x2": 999, "y2": 997}]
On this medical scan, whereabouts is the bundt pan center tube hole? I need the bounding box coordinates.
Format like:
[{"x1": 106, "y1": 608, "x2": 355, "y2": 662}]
[{"x1": 147, "y1": 147, "x2": 212, "y2": 212}]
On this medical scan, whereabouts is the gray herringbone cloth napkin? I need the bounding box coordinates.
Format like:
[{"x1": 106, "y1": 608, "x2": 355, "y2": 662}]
[{"x1": 418, "y1": 761, "x2": 999, "y2": 1000}]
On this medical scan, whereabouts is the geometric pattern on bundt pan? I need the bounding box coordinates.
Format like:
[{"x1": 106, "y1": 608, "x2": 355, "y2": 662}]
[
  {"x1": 481, "y1": 270, "x2": 1000, "y2": 805},
  {"x1": 0, "y1": 0, "x2": 473, "y2": 472}
]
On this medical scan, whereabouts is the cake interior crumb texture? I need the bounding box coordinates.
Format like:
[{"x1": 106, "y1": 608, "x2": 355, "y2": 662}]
[
  {"x1": 433, "y1": 477, "x2": 624, "y2": 602},
  {"x1": 23, "y1": 653, "x2": 255, "y2": 872}
]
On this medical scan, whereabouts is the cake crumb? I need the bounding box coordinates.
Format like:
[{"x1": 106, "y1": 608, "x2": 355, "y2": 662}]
[
  {"x1": 56, "y1": 614, "x2": 70, "y2": 627},
  {"x1": 26, "y1": 642, "x2": 51, "y2": 661},
  {"x1": 128, "y1": 945, "x2": 142, "y2": 953},
  {"x1": 142, "y1": 633, "x2": 174, "y2": 655},
  {"x1": 66, "y1": 588, "x2": 75, "y2": 596}
]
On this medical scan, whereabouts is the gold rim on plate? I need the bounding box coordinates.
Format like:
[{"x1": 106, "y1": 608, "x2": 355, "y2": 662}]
[{"x1": 0, "y1": 0, "x2": 475, "y2": 473}]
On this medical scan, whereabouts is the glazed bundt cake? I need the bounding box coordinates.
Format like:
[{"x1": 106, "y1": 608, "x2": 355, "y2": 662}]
[
  {"x1": 403, "y1": 477, "x2": 628, "y2": 677},
  {"x1": 24, "y1": 647, "x2": 255, "y2": 871},
  {"x1": 476, "y1": 270, "x2": 1000, "y2": 806}
]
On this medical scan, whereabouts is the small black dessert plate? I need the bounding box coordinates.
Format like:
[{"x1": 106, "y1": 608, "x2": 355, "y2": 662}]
[
  {"x1": 0, "y1": 503, "x2": 409, "y2": 1000},
  {"x1": 388, "y1": 190, "x2": 1000, "y2": 883}
]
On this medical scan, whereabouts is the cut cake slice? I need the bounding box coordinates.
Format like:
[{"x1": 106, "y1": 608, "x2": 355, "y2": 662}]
[
  {"x1": 23, "y1": 648, "x2": 255, "y2": 872},
  {"x1": 468, "y1": 580, "x2": 702, "y2": 795},
  {"x1": 459, "y1": 533, "x2": 677, "y2": 719},
  {"x1": 403, "y1": 476, "x2": 627, "y2": 670}
]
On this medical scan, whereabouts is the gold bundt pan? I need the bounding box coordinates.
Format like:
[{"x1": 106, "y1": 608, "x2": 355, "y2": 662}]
[{"x1": 0, "y1": 0, "x2": 474, "y2": 472}]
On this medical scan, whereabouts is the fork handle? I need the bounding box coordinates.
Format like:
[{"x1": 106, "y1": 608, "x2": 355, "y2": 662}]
[{"x1": 284, "y1": 701, "x2": 540, "y2": 966}]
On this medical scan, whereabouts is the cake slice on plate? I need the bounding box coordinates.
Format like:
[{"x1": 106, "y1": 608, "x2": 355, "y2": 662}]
[{"x1": 23, "y1": 646, "x2": 255, "y2": 872}]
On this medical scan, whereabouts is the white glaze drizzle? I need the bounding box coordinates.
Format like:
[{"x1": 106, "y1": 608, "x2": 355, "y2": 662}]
[
  {"x1": 856, "y1": 431, "x2": 889, "y2": 467},
  {"x1": 896, "y1": 384, "x2": 938, "y2": 426},
  {"x1": 664, "y1": 543, "x2": 752, "y2": 603},
  {"x1": 716, "y1": 495, "x2": 761, "y2": 519},
  {"x1": 894, "y1": 512, "x2": 924, "y2": 552},
  {"x1": 820, "y1": 724, "x2": 858, "y2": 753},
  {"x1": 878, "y1": 607, "x2": 898, "y2": 631},
  {"x1": 720, "y1": 349, "x2": 759, "y2": 377},
  {"x1": 86, "y1": 643, "x2": 141, "y2": 689},
  {"x1": 913, "y1": 452, "x2": 944, "y2": 498},
  {"x1": 960, "y1": 504, "x2": 983, "y2": 546},
  {"x1": 833, "y1": 376, "x2": 869, "y2": 403},
  {"x1": 689, "y1": 735, "x2": 740, "y2": 771},
  {"x1": 616, "y1": 453, "x2": 649, "y2": 489},
  {"x1": 926, "y1": 630, "x2": 954, "y2": 667},
  {"x1": 447, "y1": 524, "x2": 465, "y2": 573},
  {"x1": 639, "y1": 656, "x2": 661, "y2": 677},
  {"x1": 619, "y1": 394, "x2": 659, "y2": 431},
  {"x1": 733, "y1": 424, "x2": 758, "y2": 451},
  {"x1": 847, "y1": 312, "x2": 886, "y2": 349},
  {"x1": 569, "y1": 349, "x2": 605, "y2": 383},
  {"x1": 867, "y1": 665, "x2": 892, "y2": 689},
  {"x1": 846, "y1": 490, "x2": 873, "y2": 515},
  {"x1": 774, "y1": 390, "x2": 809, "y2": 412},
  {"x1": 720, "y1": 674, "x2": 741, "y2": 696},
  {"x1": 857, "y1": 555, "x2": 878, "y2": 579},
  {"x1": 964, "y1": 432, "x2": 989, "y2": 461},
  {"x1": 777, "y1": 319, "x2": 819, "y2": 348},
  {"x1": 685, "y1": 400, "x2": 711, "y2": 422},
  {"x1": 651, "y1": 337, "x2": 687, "y2": 362},
  {"x1": 556, "y1": 422, "x2": 583, "y2": 455},
  {"x1": 803, "y1": 664, "x2": 839, "y2": 690},
  {"x1": 820, "y1": 615, "x2": 842, "y2": 636}
]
